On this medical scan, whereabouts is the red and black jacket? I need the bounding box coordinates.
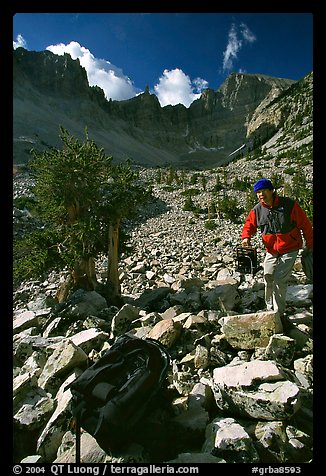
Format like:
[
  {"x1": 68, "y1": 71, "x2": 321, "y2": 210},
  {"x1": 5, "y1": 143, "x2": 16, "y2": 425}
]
[{"x1": 241, "y1": 193, "x2": 313, "y2": 255}]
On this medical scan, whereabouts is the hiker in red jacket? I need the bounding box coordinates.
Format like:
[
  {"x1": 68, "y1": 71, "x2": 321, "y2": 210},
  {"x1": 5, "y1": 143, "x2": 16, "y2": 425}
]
[{"x1": 241, "y1": 178, "x2": 313, "y2": 318}]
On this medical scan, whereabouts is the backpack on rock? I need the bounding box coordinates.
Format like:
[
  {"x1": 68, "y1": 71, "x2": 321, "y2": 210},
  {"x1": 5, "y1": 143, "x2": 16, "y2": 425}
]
[{"x1": 67, "y1": 333, "x2": 171, "y2": 462}]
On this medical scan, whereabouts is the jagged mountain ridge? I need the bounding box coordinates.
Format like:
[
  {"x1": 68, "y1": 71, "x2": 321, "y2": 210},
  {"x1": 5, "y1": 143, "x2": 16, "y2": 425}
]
[{"x1": 13, "y1": 47, "x2": 312, "y2": 169}]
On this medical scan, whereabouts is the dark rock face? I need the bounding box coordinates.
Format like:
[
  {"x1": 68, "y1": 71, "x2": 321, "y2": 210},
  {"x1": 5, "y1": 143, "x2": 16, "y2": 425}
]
[
  {"x1": 14, "y1": 48, "x2": 90, "y2": 98},
  {"x1": 13, "y1": 48, "x2": 307, "y2": 169}
]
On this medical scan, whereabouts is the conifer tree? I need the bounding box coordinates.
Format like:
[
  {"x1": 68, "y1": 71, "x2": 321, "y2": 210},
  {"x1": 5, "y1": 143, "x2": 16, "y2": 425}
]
[{"x1": 14, "y1": 127, "x2": 152, "y2": 304}]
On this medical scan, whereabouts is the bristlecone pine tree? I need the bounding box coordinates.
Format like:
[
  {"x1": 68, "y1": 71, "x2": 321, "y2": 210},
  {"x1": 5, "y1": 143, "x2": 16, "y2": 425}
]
[{"x1": 14, "y1": 126, "x2": 152, "y2": 305}]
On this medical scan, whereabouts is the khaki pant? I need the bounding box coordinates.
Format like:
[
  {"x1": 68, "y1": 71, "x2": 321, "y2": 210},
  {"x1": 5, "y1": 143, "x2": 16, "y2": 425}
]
[{"x1": 263, "y1": 250, "x2": 298, "y2": 316}]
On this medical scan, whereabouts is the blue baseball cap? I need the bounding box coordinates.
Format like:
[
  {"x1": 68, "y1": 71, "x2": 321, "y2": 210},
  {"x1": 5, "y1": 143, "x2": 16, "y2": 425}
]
[{"x1": 253, "y1": 178, "x2": 274, "y2": 193}]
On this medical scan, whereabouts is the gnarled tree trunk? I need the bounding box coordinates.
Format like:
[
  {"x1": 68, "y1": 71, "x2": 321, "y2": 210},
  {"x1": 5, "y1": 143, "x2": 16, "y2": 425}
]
[
  {"x1": 72, "y1": 256, "x2": 98, "y2": 290},
  {"x1": 107, "y1": 219, "x2": 121, "y2": 301},
  {"x1": 55, "y1": 256, "x2": 98, "y2": 303}
]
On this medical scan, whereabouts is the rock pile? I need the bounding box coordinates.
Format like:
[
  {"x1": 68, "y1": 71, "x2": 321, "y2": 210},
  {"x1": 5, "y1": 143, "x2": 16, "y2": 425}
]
[{"x1": 13, "y1": 167, "x2": 313, "y2": 464}]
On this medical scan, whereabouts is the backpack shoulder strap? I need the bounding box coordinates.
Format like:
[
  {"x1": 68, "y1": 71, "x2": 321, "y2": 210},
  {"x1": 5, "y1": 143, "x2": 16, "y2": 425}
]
[{"x1": 75, "y1": 416, "x2": 81, "y2": 464}]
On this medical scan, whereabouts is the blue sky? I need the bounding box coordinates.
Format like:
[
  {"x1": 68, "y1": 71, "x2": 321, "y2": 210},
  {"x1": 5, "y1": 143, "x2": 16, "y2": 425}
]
[{"x1": 13, "y1": 12, "x2": 313, "y2": 108}]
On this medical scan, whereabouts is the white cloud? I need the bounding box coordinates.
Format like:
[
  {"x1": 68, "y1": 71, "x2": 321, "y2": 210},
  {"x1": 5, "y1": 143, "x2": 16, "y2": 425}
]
[
  {"x1": 154, "y1": 68, "x2": 206, "y2": 108},
  {"x1": 240, "y1": 23, "x2": 256, "y2": 43},
  {"x1": 46, "y1": 41, "x2": 140, "y2": 101},
  {"x1": 222, "y1": 22, "x2": 256, "y2": 72},
  {"x1": 193, "y1": 77, "x2": 209, "y2": 93},
  {"x1": 13, "y1": 34, "x2": 27, "y2": 50},
  {"x1": 223, "y1": 24, "x2": 242, "y2": 72}
]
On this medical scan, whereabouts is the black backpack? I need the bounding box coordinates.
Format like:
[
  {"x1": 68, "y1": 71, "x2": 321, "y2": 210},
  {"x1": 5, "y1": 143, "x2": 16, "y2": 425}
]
[
  {"x1": 68, "y1": 333, "x2": 170, "y2": 462},
  {"x1": 234, "y1": 245, "x2": 260, "y2": 275}
]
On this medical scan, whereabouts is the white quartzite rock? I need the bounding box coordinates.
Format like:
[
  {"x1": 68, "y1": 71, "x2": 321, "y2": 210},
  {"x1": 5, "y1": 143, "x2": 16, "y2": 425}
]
[{"x1": 212, "y1": 360, "x2": 301, "y2": 420}]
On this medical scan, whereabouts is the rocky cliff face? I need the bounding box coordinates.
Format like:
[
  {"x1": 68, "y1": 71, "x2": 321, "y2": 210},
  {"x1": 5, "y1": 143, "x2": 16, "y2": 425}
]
[
  {"x1": 246, "y1": 72, "x2": 313, "y2": 140},
  {"x1": 13, "y1": 47, "x2": 311, "y2": 169},
  {"x1": 13, "y1": 48, "x2": 90, "y2": 98}
]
